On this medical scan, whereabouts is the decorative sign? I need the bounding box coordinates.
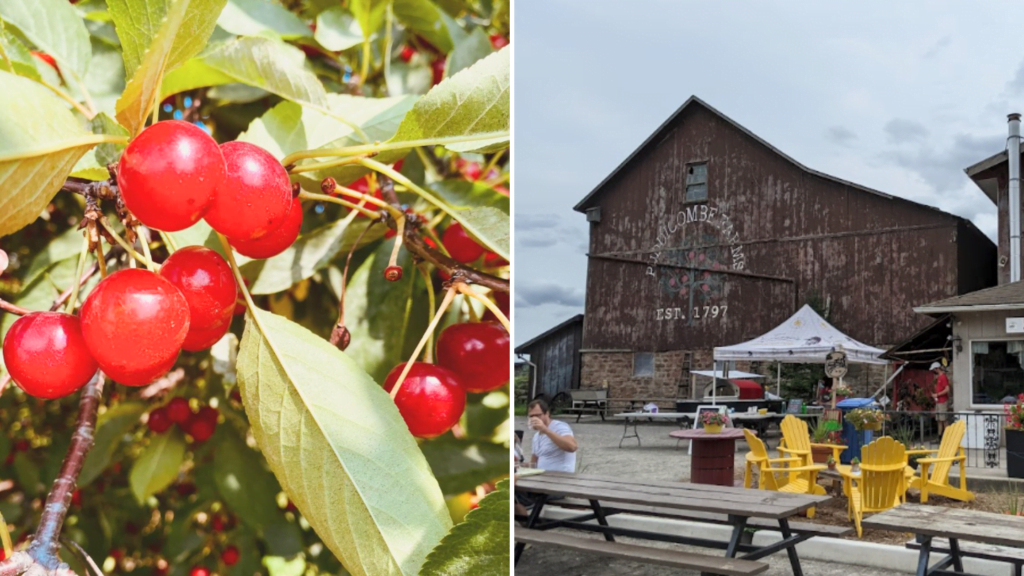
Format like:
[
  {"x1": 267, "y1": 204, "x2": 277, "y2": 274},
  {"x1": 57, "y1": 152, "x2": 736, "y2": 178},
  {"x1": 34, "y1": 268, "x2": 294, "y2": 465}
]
[
  {"x1": 824, "y1": 350, "x2": 848, "y2": 378},
  {"x1": 786, "y1": 399, "x2": 804, "y2": 414},
  {"x1": 1008, "y1": 318, "x2": 1024, "y2": 334}
]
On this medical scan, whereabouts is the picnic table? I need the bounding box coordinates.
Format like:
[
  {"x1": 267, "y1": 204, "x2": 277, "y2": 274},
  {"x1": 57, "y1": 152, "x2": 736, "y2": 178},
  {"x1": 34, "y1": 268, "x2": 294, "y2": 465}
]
[
  {"x1": 670, "y1": 428, "x2": 747, "y2": 485},
  {"x1": 729, "y1": 412, "x2": 779, "y2": 437},
  {"x1": 614, "y1": 412, "x2": 689, "y2": 447},
  {"x1": 515, "y1": 471, "x2": 830, "y2": 576},
  {"x1": 864, "y1": 504, "x2": 1024, "y2": 576}
]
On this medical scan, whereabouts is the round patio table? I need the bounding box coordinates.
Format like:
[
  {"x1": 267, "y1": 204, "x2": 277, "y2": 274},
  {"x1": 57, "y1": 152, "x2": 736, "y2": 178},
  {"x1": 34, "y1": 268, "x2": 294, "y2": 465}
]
[{"x1": 669, "y1": 428, "x2": 748, "y2": 486}]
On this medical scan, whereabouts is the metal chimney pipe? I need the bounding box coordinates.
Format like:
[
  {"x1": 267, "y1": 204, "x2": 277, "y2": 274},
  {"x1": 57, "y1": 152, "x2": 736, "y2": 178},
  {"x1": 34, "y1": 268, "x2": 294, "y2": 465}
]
[{"x1": 1010, "y1": 113, "x2": 1021, "y2": 283}]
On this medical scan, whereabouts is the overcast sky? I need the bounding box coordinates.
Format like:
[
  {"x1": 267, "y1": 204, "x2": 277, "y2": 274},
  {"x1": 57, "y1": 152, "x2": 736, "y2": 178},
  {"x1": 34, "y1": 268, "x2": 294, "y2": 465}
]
[{"x1": 513, "y1": 1, "x2": 1024, "y2": 346}]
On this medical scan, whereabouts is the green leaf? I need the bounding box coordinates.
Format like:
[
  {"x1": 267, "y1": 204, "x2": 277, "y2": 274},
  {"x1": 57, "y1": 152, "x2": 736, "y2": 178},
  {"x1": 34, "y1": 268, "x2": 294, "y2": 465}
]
[
  {"x1": 433, "y1": 179, "x2": 509, "y2": 213},
  {"x1": 21, "y1": 226, "x2": 85, "y2": 286},
  {"x1": 313, "y1": 7, "x2": 363, "y2": 51},
  {"x1": 350, "y1": 0, "x2": 391, "y2": 41},
  {"x1": 164, "y1": 219, "x2": 221, "y2": 253},
  {"x1": 217, "y1": 0, "x2": 313, "y2": 40},
  {"x1": 0, "y1": 27, "x2": 41, "y2": 80},
  {"x1": 445, "y1": 26, "x2": 491, "y2": 78},
  {"x1": 392, "y1": 0, "x2": 452, "y2": 53},
  {"x1": 129, "y1": 429, "x2": 187, "y2": 504},
  {"x1": 452, "y1": 206, "x2": 508, "y2": 261},
  {"x1": 165, "y1": 514, "x2": 205, "y2": 564},
  {"x1": 420, "y1": 439, "x2": 509, "y2": 495},
  {"x1": 72, "y1": 112, "x2": 129, "y2": 180},
  {"x1": 227, "y1": 529, "x2": 262, "y2": 576},
  {"x1": 106, "y1": 0, "x2": 169, "y2": 79},
  {"x1": 384, "y1": 58, "x2": 433, "y2": 97},
  {"x1": 264, "y1": 556, "x2": 306, "y2": 576},
  {"x1": 0, "y1": 0, "x2": 92, "y2": 79},
  {"x1": 79, "y1": 401, "x2": 147, "y2": 487},
  {"x1": 13, "y1": 453, "x2": 42, "y2": 495},
  {"x1": 237, "y1": 309, "x2": 451, "y2": 576},
  {"x1": 213, "y1": 429, "x2": 283, "y2": 530},
  {"x1": 420, "y1": 479, "x2": 509, "y2": 576},
  {"x1": 241, "y1": 211, "x2": 386, "y2": 296},
  {"x1": 159, "y1": 56, "x2": 234, "y2": 98},
  {"x1": 81, "y1": 39, "x2": 127, "y2": 117},
  {"x1": 0, "y1": 71, "x2": 105, "y2": 238},
  {"x1": 113, "y1": 0, "x2": 228, "y2": 135},
  {"x1": 389, "y1": 46, "x2": 508, "y2": 153},
  {"x1": 342, "y1": 241, "x2": 427, "y2": 383}
]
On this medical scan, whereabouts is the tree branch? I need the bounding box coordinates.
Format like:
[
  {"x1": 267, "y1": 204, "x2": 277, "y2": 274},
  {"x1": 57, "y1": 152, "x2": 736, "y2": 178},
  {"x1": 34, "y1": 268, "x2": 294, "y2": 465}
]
[
  {"x1": 378, "y1": 176, "x2": 509, "y2": 293},
  {"x1": 0, "y1": 299, "x2": 31, "y2": 317}
]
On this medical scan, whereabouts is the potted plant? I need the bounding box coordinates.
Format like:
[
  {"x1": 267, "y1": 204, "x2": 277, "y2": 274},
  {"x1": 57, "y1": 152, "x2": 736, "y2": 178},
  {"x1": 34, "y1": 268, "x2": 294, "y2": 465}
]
[
  {"x1": 846, "y1": 408, "x2": 888, "y2": 431},
  {"x1": 914, "y1": 387, "x2": 936, "y2": 411},
  {"x1": 850, "y1": 457, "x2": 861, "y2": 474},
  {"x1": 1005, "y1": 395, "x2": 1024, "y2": 478},
  {"x1": 826, "y1": 455, "x2": 836, "y2": 470},
  {"x1": 811, "y1": 421, "x2": 844, "y2": 463},
  {"x1": 834, "y1": 383, "x2": 854, "y2": 403},
  {"x1": 907, "y1": 445, "x2": 927, "y2": 471},
  {"x1": 702, "y1": 411, "x2": 728, "y2": 434}
]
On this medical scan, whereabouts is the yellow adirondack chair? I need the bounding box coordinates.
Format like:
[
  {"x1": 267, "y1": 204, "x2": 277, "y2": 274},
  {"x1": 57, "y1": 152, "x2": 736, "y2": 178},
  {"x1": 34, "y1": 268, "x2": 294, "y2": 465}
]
[
  {"x1": 743, "y1": 430, "x2": 826, "y2": 518},
  {"x1": 848, "y1": 436, "x2": 907, "y2": 538},
  {"x1": 907, "y1": 420, "x2": 974, "y2": 503},
  {"x1": 778, "y1": 415, "x2": 846, "y2": 470}
]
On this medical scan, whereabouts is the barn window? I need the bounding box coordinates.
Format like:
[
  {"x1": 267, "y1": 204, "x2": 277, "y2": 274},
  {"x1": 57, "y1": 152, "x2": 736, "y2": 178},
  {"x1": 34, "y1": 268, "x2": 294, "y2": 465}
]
[
  {"x1": 685, "y1": 162, "x2": 708, "y2": 202},
  {"x1": 633, "y1": 353, "x2": 655, "y2": 378},
  {"x1": 971, "y1": 340, "x2": 1024, "y2": 404}
]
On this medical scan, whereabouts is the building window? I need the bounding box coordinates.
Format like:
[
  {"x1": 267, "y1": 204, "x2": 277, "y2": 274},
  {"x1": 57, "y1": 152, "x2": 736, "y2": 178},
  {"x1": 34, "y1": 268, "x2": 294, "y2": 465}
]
[
  {"x1": 972, "y1": 340, "x2": 1024, "y2": 404},
  {"x1": 633, "y1": 352, "x2": 655, "y2": 378},
  {"x1": 685, "y1": 162, "x2": 708, "y2": 202}
]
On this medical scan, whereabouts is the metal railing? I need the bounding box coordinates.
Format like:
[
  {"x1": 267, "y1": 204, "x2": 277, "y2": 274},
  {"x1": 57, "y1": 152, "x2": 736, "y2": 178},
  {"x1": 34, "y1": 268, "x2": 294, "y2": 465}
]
[{"x1": 876, "y1": 410, "x2": 1003, "y2": 469}]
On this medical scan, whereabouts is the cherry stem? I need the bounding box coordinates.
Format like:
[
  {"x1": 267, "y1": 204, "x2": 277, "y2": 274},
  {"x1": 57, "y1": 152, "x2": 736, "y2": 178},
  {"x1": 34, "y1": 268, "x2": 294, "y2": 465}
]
[
  {"x1": 278, "y1": 132, "x2": 509, "y2": 167},
  {"x1": 138, "y1": 227, "x2": 155, "y2": 271},
  {"x1": 99, "y1": 218, "x2": 157, "y2": 270},
  {"x1": 287, "y1": 153, "x2": 376, "y2": 174},
  {"x1": 464, "y1": 293, "x2": 480, "y2": 323},
  {"x1": 159, "y1": 230, "x2": 179, "y2": 253},
  {"x1": 27, "y1": 372, "x2": 104, "y2": 570},
  {"x1": 215, "y1": 233, "x2": 258, "y2": 314},
  {"x1": 0, "y1": 298, "x2": 32, "y2": 316},
  {"x1": 65, "y1": 235, "x2": 91, "y2": 314},
  {"x1": 390, "y1": 284, "x2": 459, "y2": 400},
  {"x1": 387, "y1": 218, "x2": 405, "y2": 268},
  {"x1": 336, "y1": 219, "x2": 377, "y2": 329},
  {"x1": 298, "y1": 191, "x2": 383, "y2": 219},
  {"x1": 358, "y1": 158, "x2": 455, "y2": 222},
  {"x1": 416, "y1": 264, "x2": 436, "y2": 362},
  {"x1": 94, "y1": 245, "x2": 108, "y2": 277},
  {"x1": 457, "y1": 284, "x2": 510, "y2": 332}
]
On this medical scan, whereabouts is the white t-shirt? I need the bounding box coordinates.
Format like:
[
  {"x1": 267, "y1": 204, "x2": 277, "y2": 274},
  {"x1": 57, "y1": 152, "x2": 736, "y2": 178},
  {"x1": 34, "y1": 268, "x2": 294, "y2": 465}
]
[{"x1": 532, "y1": 419, "x2": 576, "y2": 472}]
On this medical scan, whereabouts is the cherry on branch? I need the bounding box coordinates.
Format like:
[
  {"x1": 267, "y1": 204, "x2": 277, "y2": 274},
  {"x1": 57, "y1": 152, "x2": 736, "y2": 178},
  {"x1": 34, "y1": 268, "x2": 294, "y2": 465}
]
[
  {"x1": 442, "y1": 222, "x2": 484, "y2": 264},
  {"x1": 80, "y1": 269, "x2": 190, "y2": 386},
  {"x1": 383, "y1": 362, "x2": 466, "y2": 438},
  {"x1": 118, "y1": 120, "x2": 226, "y2": 232},
  {"x1": 166, "y1": 396, "x2": 193, "y2": 424},
  {"x1": 147, "y1": 407, "x2": 173, "y2": 433},
  {"x1": 159, "y1": 246, "x2": 238, "y2": 351},
  {"x1": 230, "y1": 197, "x2": 303, "y2": 259},
  {"x1": 2, "y1": 312, "x2": 98, "y2": 399},
  {"x1": 436, "y1": 322, "x2": 510, "y2": 393},
  {"x1": 205, "y1": 141, "x2": 292, "y2": 241}
]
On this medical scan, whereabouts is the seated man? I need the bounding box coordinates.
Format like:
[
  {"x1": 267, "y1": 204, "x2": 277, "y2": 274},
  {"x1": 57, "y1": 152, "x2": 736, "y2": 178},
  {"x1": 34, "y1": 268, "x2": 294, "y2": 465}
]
[{"x1": 515, "y1": 398, "x2": 578, "y2": 517}]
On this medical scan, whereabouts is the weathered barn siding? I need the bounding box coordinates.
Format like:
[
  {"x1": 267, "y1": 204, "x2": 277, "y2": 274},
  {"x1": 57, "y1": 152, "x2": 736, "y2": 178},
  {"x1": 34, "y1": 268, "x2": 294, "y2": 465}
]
[
  {"x1": 514, "y1": 315, "x2": 583, "y2": 399},
  {"x1": 572, "y1": 97, "x2": 995, "y2": 397}
]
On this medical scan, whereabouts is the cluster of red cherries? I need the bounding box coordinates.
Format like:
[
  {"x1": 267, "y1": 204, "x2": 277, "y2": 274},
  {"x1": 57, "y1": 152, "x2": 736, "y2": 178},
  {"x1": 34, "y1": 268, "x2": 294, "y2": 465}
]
[{"x1": 146, "y1": 397, "x2": 219, "y2": 442}]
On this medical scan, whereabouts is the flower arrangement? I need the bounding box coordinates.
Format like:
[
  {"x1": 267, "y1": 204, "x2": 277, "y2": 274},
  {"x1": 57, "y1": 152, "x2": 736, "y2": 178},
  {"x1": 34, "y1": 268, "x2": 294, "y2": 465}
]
[
  {"x1": 846, "y1": 408, "x2": 888, "y2": 431},
  {"x1": 914, "y1": 386, "x2": 936, "y2": 410},
  {"x1": 851, "y1": 457, "x2": 861, "y2": 473},
  {"x1": 826, "y1": 455, "x2": 836, "y2": 470},
  {"x1": 1005, "y1": 394, "x2": 1024, "y2": 431},
  {"x1": 834, "y1": 383, "x2": 854, "y2": 397},
  {"x1": 701, "y1": 411, "x2": 728, "y2": 427},
  {"x1": 907, "y1": 445, "x2": 927, "y2": 470},
  {"x1": 811, "y1": 421, "x2": 844, "y2": 445}
]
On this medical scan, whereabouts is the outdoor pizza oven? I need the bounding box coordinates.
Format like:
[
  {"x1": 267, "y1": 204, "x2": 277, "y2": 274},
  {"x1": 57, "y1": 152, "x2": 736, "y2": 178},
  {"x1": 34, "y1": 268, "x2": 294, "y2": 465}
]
[{"x1": 700, "y1": 379, "x2": 764, "y2": 401}]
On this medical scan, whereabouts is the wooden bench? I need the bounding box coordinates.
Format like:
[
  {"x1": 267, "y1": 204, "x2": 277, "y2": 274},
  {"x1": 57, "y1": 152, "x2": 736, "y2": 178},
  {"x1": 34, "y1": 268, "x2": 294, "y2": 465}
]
[
  {"x1": 516, "y1": 528, "x2": 769, "y2": 575},
  {"x1": 906, "y1": 538, "x2": 1024, "y2": 576},
  {"x1": 570, "y1": 390, "x2": 608, "y2": 422},
  {"x1": 543, "y1": 498, "x2": 853, "y2": 538}
]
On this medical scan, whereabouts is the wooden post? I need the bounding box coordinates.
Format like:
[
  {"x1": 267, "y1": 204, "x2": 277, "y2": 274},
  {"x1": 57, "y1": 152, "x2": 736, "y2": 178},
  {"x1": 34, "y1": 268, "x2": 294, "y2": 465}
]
[{"x1": 831, "y1": 377, "x2": 838, "y2": 409}]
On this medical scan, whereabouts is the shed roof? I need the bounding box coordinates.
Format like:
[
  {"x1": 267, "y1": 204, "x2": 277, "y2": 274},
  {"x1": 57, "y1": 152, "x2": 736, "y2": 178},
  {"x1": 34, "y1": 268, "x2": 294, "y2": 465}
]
[
  {"x1": 964, "y1": 149, "x2": 1016, "y2": 204},
  {"x1": 514, "y1": 314, "x2": 583, "y2": 354},
  {"x1": 914, "y1": 282, "x2": 1024, "y2": 314},
  {"x1": 572, "y1": 96, "x2": 987, "y2": 238}
]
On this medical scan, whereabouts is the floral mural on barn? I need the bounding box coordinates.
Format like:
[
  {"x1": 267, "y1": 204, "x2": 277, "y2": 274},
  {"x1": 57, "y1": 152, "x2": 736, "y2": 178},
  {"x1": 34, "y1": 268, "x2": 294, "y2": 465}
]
[{"x1": 659, "y1": 234, "x2": 726, "y2": 325}]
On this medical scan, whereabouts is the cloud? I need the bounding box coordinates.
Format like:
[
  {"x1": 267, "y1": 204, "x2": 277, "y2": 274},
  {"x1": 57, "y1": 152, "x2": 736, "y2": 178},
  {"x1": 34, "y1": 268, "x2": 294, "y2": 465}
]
[
  {"x1": 884, "y1": 118, "x2": 929, "y2": 144},
  {"x1": 886, "y1": 132, "x2": 1002, "y2": 193},
  {"x1": 515, "y1": 212, "x2": 589, "y2": 253},
  {"x1": 515, "y1": 282, "x2": 586, "y2": 308},
  {"x1": 825, "y1": 126, "x2": 857, "y2": 147},
  {"x1": 1009, "y1": 59, "x2": 1024, "y2": 94},
  {"x1": 922, "y1": 35, "x2": 951, "y2": 59}
]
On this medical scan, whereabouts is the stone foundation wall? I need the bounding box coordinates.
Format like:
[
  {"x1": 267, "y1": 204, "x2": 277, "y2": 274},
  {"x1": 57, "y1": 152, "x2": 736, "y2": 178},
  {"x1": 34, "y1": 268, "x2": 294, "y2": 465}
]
[{"x1": 580, "y1": 348, "x2": 894, "y2": 407}]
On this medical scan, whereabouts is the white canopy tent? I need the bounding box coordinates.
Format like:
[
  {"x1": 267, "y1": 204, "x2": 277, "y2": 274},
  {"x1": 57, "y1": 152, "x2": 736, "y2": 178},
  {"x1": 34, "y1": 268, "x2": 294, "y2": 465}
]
[{"x1": 713, "y1": 304, "x2": 888, "y2": 397}]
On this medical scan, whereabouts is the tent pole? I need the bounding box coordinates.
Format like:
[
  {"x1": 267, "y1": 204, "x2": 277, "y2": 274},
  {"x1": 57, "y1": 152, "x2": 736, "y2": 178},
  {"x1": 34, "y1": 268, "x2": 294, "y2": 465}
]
[{"x1": 776, "y1": 362, "x2": 781, "y2": 397}]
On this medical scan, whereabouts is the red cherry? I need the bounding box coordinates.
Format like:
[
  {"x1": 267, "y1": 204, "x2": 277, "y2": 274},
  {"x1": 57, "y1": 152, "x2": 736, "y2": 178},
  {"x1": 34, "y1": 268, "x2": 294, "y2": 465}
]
[
  {"x1": 230, "y1": 197, "x2": 303, "y2": 258},
  {"x1": 188, "y1": 408, "x2": 218, "y2": 441},
  {"x1": 166, "y1": 397, "x2": 192, "y2": 424},
  {"x1": 494, "y1": 185, "x2": 509, "y2": 197},
  {"x1": 190, "y1": 567, "x2": 209, "y2": 576},
  {"x1": 490, "y1": 34, "x2": 509, "y2": 49},
  {"x1": 399, "y1": 45, "x2": 416, "y2": 62},
  {"x1": 14, "y1": 440, "x2": 29, "y2": 452},
  {"x1": 118, "y1": 121, "x2": 226, "y2": 232},
  {"x1": 159, "y1": 247, "x2": 237, "y2": 346},
  {"x1": 221, "y1": 546, "x2": 240, "y2": 566},
  {"x1": 442, "y1": 223, "x2": 484, "y2": 263},
  {"x1": 483, "y1": 252, "x2": 508, "y2": 267},
  {"x1": 234, "y1": 278, "x2": 250, "y2": 315},
  {"x1": 198, "y1": 406, "x2": 219, "y2": 424},
  {"x1": 436, "y1": 322, "x2": 510, "y2": 393},
  {"x1": 30, "y1": 51, "x2": 59, "y2": 72},
  {"x1": 148, "y1": 407, "x2": 173, "y2": 433},
  {"x1": 206, "y1": 141, "x2": 292, "y2": 241},
  {"x1": 457, "y1": 159, "x2": 482, "y2": 181},
  {"x1": 110, "y1": 549, "x2": 125, "y2": 561},
  {"x1": 80, "y1": 269, "x2": 188, "y2": 386},
  {"x1": 176, "y1": 482, "x2": 196, "y2": 496},
  {"x1": 384, "y1": 265, "x2": 403, "y2": 282},
  {"x1": 383, "y1": 362, "x2": 466, "y2": 438},
  {"x1": 393, "y1": 159, "x2": 405, "y2": 172},
  {"x1": 431, "y1": 58, "x2": 446, "y2": 85},
  {"x1": 2, "y1": 312, "x2": 98, "y2": 399},
  {"x1": 341, "y1": 177, "x2": 383, "y2": 219},
  {"x1": 211, "y1": 514, "x2": 226, "y2": 531},
  {"x1": 181, "y1": 316, "x2": 232, "y2": 352},
  {"x1": 71, "y1": 489, "x2": 82, "y2": 506}
]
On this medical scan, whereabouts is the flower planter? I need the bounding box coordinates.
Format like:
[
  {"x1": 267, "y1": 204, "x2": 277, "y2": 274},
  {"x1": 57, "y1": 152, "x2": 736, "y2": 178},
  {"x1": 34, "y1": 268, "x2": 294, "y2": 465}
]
[
  {"x1": 835, "y1": 395, "x2": 848, "y2": 404},
  {"x1": 857, "y1": 422, "x2": 881, "y2": 432},
  {"x1": 1008, "y1": 429, "x2": 1024, "y2": 479},
  {"x1": 704, "y1": 424, "x2": 723, "y2": 434},
  {"x1": 811, "y1": 445, "x2": 833, "y2": 464}
]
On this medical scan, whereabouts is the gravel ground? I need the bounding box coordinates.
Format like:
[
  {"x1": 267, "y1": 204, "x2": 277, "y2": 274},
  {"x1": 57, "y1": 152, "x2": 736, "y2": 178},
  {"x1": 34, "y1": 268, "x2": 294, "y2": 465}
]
[{"x1": 514, "y1": 415, "x2": 1009, "y2": 574}]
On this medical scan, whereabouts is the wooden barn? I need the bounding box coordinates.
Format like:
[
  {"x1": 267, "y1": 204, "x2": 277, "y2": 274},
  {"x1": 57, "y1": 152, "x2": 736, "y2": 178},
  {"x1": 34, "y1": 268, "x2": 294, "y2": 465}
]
[
  {"x1": 514, "y1": 315, "x2": 583, "y2": 401},
  {"x1": 534, "y1": 96, "x2": 996, "y2": 406}
]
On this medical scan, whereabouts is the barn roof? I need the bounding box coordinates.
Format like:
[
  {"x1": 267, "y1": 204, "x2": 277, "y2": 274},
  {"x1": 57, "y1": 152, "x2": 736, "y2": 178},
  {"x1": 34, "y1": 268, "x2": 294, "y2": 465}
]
[
  {"x1": 964, "y1": 149, "x2": 1024, "y2": 204},
  {"x1": 914, "y1": 281, "x2": 1024, "y2": 313},
  {"x1": 514, "y1": 314, "x2": 583, "y2": 354},
  {"x1": 572, "y1": 96, "x2": 987, "y2": 237}
]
